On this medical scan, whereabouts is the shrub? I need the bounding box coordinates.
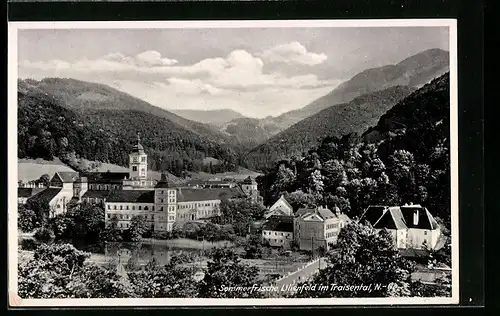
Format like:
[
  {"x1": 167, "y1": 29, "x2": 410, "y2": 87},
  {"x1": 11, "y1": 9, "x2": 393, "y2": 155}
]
[
  {"x1": 33, "y1": 227, "x2": 55, "y2": 243},
  {"x1": 20, "y1": 238, "x2": 39, "y2": 251}
]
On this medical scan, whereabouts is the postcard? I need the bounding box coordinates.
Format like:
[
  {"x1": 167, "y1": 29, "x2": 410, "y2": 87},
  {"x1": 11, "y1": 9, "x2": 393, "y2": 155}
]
[{"x1": 8, "y1": 19, "x2": 458, "y2": 306}]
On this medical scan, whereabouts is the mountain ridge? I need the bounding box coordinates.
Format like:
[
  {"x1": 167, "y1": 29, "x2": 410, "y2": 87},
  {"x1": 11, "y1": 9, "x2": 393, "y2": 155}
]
[{"x1": 244, "y1": 85, "x2": 416, "y2": 170}]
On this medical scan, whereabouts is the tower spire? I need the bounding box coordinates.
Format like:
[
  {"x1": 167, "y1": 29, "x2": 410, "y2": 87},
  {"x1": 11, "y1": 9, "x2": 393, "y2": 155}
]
[{"x1": 137, "y1": 131, "x2": 141, "y2": 145}]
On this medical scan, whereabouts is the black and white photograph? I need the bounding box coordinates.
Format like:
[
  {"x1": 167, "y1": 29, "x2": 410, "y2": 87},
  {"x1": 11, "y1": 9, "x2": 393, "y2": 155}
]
[{"x1": 8, "y1": 20, "x2": 458, "y2": 306}]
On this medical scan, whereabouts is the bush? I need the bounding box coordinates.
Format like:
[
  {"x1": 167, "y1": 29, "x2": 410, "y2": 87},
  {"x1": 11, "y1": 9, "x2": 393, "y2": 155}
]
[
  {"x1": 33, "y1": 227, "x2": 55, "y2": 243},
  {"x1": 20, "y1": 238, "x2": 39, "y2": 251}
]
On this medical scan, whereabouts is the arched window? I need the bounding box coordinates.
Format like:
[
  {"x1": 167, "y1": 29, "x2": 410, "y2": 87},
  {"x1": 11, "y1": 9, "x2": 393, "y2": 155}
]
[{"x1": 144, "y1": 206, "x2": 149, "y2": 211}]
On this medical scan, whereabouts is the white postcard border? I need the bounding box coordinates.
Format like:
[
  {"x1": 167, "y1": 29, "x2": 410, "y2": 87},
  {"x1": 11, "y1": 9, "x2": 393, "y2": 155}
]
[{"x1": 8, "y1": 18, "x2": 459, "y2": 307}]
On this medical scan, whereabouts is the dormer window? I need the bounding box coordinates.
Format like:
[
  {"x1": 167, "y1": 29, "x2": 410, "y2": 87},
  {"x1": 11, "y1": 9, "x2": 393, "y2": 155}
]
[{"x1": 413, "y1": 210, "x2": 419, "y2": 226}]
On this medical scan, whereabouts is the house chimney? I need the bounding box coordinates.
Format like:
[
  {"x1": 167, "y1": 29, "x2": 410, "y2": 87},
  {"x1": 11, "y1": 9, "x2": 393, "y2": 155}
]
[{"x1": 413, "y1": 210, "x2": 419, "y2": 226}]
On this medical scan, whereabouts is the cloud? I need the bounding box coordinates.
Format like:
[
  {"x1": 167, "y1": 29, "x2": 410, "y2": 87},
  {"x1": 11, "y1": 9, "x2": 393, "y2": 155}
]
[
  {"x1": 258, "y1": 41, "x2": 328, "y2": 66},
  {"x1": 18, "y1": 46, "x2": 341, "y2": 117},
  {"x1": 135, "y1": 50, "x2": 179, "y2": 67}
]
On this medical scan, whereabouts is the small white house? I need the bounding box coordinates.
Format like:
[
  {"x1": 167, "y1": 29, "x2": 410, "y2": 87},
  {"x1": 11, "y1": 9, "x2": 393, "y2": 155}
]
[
  {"x1": 262, "y1": 215, "x2": 294, "y2": 248},
  {"x1": 265, "y1": 195, "x2": 294, "y2": 219}
]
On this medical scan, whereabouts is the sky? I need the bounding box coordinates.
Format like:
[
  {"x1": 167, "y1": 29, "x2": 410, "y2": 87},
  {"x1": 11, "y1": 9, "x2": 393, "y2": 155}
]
[{"x1": 17, "y1": 27, "x2": 449, "y2": 118}]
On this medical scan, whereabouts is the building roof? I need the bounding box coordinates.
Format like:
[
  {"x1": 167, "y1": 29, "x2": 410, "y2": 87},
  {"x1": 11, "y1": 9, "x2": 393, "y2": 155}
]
[
  {"x1": 177, "y1": 187, "x2": 245, "y2": 202},
  {"x1": 273, "y1": 195, "x2": 293, "y2": 211},
  {"x1": 28, "y1": 187, "x2": 63, "y2": 203},
  {"x1": 155, "y1": 173, "x2": 172, "y2": 188},
  {"x1": 263, "y1": 215, "x2": 294, "y2": 233},
  {"x1": 295, "y1": 206, "x2": 348, "y2": 222},
  {"x1": 373, "y1": 207, "x2": 407, "y2": 230},
  {"x1": 55, "y1": 172, "x2": 80, "y2": 183},
  {"x1": 18, "y1": 187, "x2": 45, "y2": 198},
  {"x1": 370, "y1": 204, "x2": 440, "y2": 230},
  {"x1": 82, "y1": 190, "x2": 112, "y2": 199},
  {"x1": 317, "y1": 207, "x2": 335, "y2": 220},
  {"x1": 400, "y1": 205, "x2": 439, "y2": 230},
  {"x1": 241, "y1": 176, "x2": 257, "y2": 185},
  {"x1": 131, "y1": 132, "x2": 145, "y2": 153},
  {"x1": 81, "y1": 172, "x2": 129, "y2": 183},
  {"x1": 106, "y1": 190, "x2": 155, "y2": 203},
  {"x1": 359, "y1": 206, "x2": 389, "y2": 226}
]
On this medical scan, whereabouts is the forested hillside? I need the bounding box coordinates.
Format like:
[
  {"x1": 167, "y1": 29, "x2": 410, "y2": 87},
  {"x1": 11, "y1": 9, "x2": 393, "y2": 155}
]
[
  {"x1": 219, "y1": 117, "x2": 283, "y2": 148},
  {"x1": 256, "y1": 73, "x2": 451, "y2": 226},
  {"x1": 245, "y1": 85, "x2": 415, "y2": 170},
  {"x1": 18, "y1": 78, "x2": 239, "y2": 147},
  {"x1": 18, "y1": 84, "x2": 242, "y2": 176}
]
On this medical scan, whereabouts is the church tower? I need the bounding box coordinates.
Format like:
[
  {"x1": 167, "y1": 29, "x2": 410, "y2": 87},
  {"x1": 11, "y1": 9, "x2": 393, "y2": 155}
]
[{"x1": 129, "y1": 132, "x2": 148, "y2": 180}]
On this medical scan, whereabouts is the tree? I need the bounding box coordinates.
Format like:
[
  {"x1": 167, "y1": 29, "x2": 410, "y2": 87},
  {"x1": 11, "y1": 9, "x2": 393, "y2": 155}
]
[
  {"x1": 294, "y1": 222, "x2": 414, "y2": 298},
  {"x1": 283, "y1": 190, "x2": 317, "y2": 210},
  {"x1": 49, "y1": 202, "x2": 105, "y2": 248},
  {"x1": 36, "y1": 174, "x2": 51, "y2": 187},
  {"x1": 199, "y1": 248, "x2": 263, "y2": 298},
  {"x1": 18, "y1": 243, "x2": 133, "y2": 299},
  {"x1": 101, "y1": 218, "x2": 123, "y2": 242},
  {"x1": 18, "y1": 205, "x2": 42, "y2": 232},
  {"x1": 33, "y1": 227, "x2": 55, "y2": 243},
  {"x1": 271, "y1": 164, "x2": 296, "y2": 199},
  {"x1": 25, "y1": 198, "x2": 51, "y2": 227},
  {"x1": 128, "y1": 256, "x2": 199, "y2": 298},
  {"x1": 123, "y1": 215, "x2": 147, "y2": 242},
  {"x1": 244, "y1": 234, "x2": 263, "y2": 259}
]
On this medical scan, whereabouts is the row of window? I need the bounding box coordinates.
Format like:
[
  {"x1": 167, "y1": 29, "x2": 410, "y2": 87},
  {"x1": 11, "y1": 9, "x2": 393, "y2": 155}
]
[
  {"x1": 178, "y1": 202, "x2": 219, "y2": 209},
  {"x1": 108, "y1": 214, "x2": 177, "y2": 221},
  {"x1": 325, "y1": 232, "x2": 337, "y2": 239},
  {"x1": 326, "y1": 223, "x2": 339, "y2": 230},
  {"x1": 108, "y1": 204, "x2": 153, "y2": 211},
  {"x1": 159, "y1": 198, "x2": 176, "y2": 203},
  {"x1": 263, "y1": 231, "x2": 291, "y2": 238},
  {"x1": 88, "y1": 184, "x2": 121, "y2": 191},
  {"x1": 268, "y1": 239, "x2": 286, "y2": 244},
  {"x1": 131, "y1": 156, "x2": 147, "y2": 163},
  {"x1": 177, "y1": 209, "x2": 216, "y2": 219},
  {"x1": 108, "y1": 214, "x2": 154, "y2": 220}
]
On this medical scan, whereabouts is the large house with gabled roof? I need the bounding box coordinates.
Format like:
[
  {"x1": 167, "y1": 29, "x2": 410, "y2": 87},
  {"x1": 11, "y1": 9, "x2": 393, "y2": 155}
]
[
  {"x1": 265, "y1": 195, "x2": 294, "y2": 219},
  {"x1": 293, "y1": 206, "x2": 351, "y2": 251},
  {"x1": 359, "y1": 204, "x2": 442, "y2": 250}
]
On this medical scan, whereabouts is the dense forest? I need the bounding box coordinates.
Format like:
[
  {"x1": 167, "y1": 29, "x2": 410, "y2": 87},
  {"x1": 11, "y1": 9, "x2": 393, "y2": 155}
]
[
  {"x1": 256, "y1": 73, "x2": 451, "y2": 226},
  {"x1": 244, "y1": 85, "x2": 415, "y2": 171},
  {"x1": 17, "y1": 83, "x2": 242, "y2": 176}
]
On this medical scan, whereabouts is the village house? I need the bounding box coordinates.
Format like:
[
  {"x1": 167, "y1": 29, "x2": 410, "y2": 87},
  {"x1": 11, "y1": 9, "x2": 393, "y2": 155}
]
[
  {"x1": 359, "y1": 204, "x2": 442, "y2": 250},
  {"x1": 294, "y1": 206, "x2": 350, "y2": 251},
  {"x1": 17, "y1": 182, "x2": 46, "y2": 205},
  {"x1": 264, "y1": 195, "x2": 294, "y2": 219},
  {"x1": 261, "y1": 215, "x2": 294, "y2": 249}
]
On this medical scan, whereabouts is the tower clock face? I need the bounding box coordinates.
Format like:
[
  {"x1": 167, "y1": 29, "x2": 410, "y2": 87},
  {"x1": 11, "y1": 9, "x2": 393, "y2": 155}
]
[{"x1": 133, "y1": 158, "x2": 138, "y2": 163}]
